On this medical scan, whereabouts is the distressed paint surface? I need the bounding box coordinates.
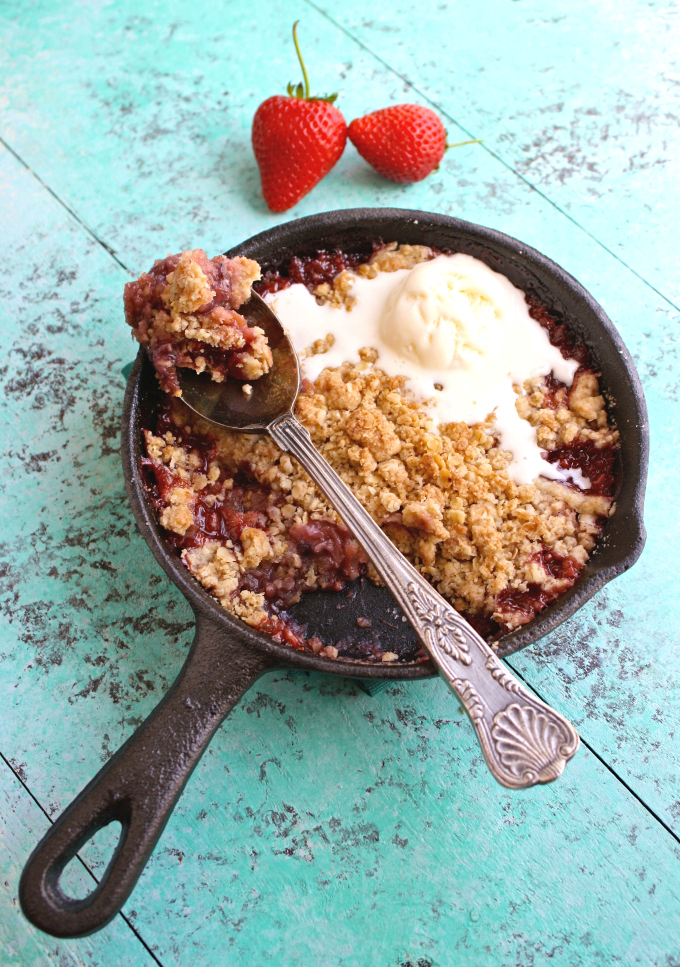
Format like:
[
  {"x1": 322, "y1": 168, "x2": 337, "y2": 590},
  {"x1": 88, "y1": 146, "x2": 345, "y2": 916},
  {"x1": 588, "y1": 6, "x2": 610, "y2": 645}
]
[
  {"x1": 0, "y1": 0, "x2": 679, "y2": 964},
  {"x1": 0, "y1": 759, "x2": 156, "y2": 965},
  {"x1": 315, "y1": 0, "x2": 680, "y2": 306}
]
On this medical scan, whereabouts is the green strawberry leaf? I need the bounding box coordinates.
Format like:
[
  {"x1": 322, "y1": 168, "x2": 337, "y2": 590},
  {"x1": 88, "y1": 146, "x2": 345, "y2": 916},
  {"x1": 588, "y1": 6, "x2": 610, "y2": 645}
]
[{"x1": 284, "y1": 21, "x2": 340, "y2": 105}]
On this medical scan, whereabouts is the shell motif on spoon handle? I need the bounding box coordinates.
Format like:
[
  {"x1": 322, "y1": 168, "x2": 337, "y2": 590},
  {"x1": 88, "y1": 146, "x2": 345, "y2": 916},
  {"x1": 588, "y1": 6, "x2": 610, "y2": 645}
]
[{"x1": 269, "y1": 413, "x2": 580, "y2": 789}]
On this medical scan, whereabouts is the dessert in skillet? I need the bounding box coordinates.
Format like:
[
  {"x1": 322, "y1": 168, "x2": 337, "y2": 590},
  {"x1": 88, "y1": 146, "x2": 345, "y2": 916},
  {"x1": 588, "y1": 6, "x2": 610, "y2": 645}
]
[
  {"x1": 124, "y1": 249, "x2": 272, "y2": 396},
  {"x1": 135, "y1": 244, "x2": 618, "y2": 661}
]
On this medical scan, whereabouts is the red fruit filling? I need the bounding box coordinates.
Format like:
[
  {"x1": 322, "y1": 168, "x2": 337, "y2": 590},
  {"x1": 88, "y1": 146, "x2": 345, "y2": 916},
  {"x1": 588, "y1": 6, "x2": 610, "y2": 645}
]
[
  {"x1": 142, "y1": 402, "x2": 372, "y2": 654},
  {"x1": 125, "y1": 249, "x2": 271, "y2": 395},
  {"x1": 255, "y1": 248, "x2": 376, "y2": 295}
]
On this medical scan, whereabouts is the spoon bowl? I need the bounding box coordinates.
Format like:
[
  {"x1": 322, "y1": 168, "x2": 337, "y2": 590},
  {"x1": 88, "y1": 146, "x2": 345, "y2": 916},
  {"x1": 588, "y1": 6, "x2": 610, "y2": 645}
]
[{"x1": 178, "y1": 292, "x2": 300, "y2": 430}]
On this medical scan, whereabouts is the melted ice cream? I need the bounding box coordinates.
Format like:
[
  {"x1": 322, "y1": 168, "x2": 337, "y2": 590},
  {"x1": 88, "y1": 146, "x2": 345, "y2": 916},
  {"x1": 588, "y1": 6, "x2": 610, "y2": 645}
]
[{"x1": 267, "y1": 254, "x2": 584, "y2": 486}]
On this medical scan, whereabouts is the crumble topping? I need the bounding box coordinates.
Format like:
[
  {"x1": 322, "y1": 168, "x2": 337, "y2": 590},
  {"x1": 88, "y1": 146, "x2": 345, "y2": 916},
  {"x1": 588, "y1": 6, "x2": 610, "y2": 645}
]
[
  {"x1": 125, "y1": 249, "x2": 272, "y2": 395},
  {"x1": 312, "y1": 243, "x2": 434, "y2": 308},
  {"x1": 141, "y1": 243, "x2": 619, "y2": 660}
]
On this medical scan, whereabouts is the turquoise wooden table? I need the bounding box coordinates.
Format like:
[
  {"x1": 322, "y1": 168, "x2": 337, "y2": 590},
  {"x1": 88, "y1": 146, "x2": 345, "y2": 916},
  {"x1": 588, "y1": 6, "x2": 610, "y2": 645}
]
[{"x1": 1, "y1": 1, "x2": 678, "y2": 963}]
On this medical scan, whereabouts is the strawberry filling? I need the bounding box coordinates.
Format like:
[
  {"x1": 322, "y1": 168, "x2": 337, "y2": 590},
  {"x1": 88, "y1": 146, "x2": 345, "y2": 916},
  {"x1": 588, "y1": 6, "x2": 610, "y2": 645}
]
[{"x1": 125, "y1": 249, "x2": 271, "y2": 396}]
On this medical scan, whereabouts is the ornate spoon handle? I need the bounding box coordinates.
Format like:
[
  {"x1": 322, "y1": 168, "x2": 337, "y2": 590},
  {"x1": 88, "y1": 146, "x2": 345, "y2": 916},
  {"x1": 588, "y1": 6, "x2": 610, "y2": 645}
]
[{"x1": 269, "y1": 414, "x2": 579, "y2": 789}]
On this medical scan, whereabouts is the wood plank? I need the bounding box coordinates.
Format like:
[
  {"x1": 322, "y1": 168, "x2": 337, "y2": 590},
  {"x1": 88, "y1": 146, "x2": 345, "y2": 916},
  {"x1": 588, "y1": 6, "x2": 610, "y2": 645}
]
[
  {"x1": 0, "y1": 143, "x2": 192, "y2": 819},
  {"x1": 311, "y1": 0, "x2": 680, "y2": 306},
  {"x1": 0, "y1": 757, "x2": 156, "y2": 966}
]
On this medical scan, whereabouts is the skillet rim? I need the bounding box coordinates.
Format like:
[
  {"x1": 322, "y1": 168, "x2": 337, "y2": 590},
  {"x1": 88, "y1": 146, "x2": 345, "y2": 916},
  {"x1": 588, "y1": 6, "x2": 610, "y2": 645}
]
[{"x1": 121, "y1": 207, "x2": 648, "y2": 676}]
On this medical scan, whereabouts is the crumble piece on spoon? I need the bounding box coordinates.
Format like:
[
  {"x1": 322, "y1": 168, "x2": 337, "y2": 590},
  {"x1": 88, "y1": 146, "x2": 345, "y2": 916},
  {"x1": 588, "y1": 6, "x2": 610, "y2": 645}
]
[{"x1": 124, "y1": 249, "x2": 272, "y2": 396}]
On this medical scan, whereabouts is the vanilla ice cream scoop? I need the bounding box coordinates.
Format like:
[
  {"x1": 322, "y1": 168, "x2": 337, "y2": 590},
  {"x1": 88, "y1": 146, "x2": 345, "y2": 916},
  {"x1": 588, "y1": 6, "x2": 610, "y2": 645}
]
[
  {"x1": 267, "y1": 251, "x2": 581, "y2": 485},
  {"x1": 379, "y1": 254, "x2": 510, "y2": 369}
]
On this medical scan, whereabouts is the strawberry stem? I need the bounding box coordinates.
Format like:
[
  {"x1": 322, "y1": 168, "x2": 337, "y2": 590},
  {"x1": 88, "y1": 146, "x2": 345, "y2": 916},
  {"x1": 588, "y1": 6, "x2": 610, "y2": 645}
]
[
  {"x1": 445, "y1": 139, "x2": 483, "y2": 151},
  {"x1": 286, "y1": 21, "x2": 338, "y2": 103},
  {"x1": 292, "y1": 21, "x2": 310, "y2": 99}
]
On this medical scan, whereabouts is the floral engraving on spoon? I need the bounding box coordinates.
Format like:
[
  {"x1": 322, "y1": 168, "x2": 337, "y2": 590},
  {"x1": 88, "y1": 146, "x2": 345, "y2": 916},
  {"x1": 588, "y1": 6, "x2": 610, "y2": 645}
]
[
  {"x1": 406, "y1": 581, "x2": 471, "y2": 665},
  {"x1": 451, "y1": 678, "x2": 485, "y2": 724},
  {"x1": 484, "y1": 653, "x2": 524, "y2": 695}
]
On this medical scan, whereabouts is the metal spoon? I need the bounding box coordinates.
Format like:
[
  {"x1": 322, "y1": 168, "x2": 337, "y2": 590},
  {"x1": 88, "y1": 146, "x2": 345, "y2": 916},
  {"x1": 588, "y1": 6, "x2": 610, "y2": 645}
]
[{"x1": 178, "y1": 292, "x2": 579, "y2": 788}]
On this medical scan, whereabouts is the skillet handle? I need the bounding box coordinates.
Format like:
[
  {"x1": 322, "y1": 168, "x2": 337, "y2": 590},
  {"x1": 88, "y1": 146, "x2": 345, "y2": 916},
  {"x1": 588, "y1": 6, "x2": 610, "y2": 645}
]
[{"x1": 19, "y1": 611, "x2": 276, "y2": 938}]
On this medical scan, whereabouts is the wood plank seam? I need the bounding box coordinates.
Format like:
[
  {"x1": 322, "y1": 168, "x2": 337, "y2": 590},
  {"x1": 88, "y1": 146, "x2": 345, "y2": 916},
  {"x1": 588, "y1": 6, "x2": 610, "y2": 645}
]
[
  {"x1": 0, "y1": 133, "x2": 131, "y2": 275},
  {"x1": 0, "y1": 748, "x2": 165, "y2": 960},
  {"x1": 304, "y1": 0, "x2": 680, "y2": 316},
  {"x1": 504, "y1": 659, "x2": 680, "y2": 849}
]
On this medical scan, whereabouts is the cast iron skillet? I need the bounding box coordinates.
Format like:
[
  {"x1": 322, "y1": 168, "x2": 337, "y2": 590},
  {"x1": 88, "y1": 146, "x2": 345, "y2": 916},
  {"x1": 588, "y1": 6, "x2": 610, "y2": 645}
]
[{"x1": 20, "y1": 209, "x2": 648, "y2": 938}]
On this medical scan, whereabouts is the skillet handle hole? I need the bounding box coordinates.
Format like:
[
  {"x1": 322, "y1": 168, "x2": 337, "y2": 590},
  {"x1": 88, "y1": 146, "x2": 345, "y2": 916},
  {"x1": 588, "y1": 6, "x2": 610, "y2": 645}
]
[{"x1": 58, "y1": 820, "x2": 125, "y2": 901}]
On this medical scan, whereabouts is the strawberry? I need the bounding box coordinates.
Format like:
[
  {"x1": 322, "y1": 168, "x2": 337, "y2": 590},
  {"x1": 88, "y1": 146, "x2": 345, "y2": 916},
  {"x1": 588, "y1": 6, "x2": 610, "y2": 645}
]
[
  {"x1": 349, "y1": 104, "x2": 480, "y2": 183},
  {"x1": 252, "y1": 22, "x2": 347, "y2": 213}
]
